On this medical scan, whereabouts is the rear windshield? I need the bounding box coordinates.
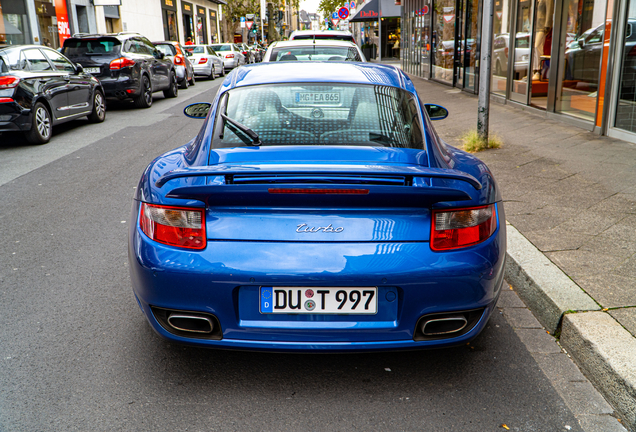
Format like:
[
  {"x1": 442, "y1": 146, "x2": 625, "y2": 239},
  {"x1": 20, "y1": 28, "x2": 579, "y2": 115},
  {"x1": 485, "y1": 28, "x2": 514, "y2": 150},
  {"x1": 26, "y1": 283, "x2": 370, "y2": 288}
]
[
  {"x1": 155, "y1": 44, "x2": 176, "y2": 56},
  {"x1": 293, "y1": 35, "x2": 355, "y2": 42},
  {"x1": 189, "y1": 46, "x2": 209, "y2": 54},
  {"x1": 63, "y1": 38, "x2": 121, "y2": 56},
  {"x1": 214, "y1": 83, "x2": 423, "y2": 149},
  {"x1": 269, "y1": 46, "x2": 362, "y2": 62},
  {"x1": 211, "y1": 44, "x2": 231, "y2": 51}
]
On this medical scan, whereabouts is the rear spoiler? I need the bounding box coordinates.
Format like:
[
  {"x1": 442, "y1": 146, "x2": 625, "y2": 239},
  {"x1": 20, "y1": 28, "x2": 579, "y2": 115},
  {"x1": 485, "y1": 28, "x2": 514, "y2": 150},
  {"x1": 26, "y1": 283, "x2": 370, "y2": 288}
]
[{"x1": 155, "y1": 165, "x2": 482, "y2": 190}]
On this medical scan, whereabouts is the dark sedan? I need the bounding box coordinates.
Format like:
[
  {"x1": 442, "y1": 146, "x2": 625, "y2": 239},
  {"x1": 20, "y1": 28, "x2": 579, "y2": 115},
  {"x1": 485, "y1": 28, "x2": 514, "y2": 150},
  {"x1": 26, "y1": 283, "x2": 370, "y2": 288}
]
[
  {"x1": 0, "y1": 44, "x2": 105, "y2": 144},
  {"x1": 62, "y1": 32, "x2": 178, "y2": 108}
]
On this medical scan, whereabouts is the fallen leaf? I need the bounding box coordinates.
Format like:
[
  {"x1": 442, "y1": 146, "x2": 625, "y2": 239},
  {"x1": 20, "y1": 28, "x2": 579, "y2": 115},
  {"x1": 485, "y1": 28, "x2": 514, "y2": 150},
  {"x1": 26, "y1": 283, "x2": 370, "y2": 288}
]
[{"x1": 501, "y1": 424, "x2": 510, "y2": 430}]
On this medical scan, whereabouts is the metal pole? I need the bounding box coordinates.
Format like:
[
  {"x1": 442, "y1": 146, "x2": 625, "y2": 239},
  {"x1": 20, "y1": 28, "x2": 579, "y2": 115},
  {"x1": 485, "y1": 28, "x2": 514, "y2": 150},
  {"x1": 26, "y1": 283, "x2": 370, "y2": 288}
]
[
  {"x1": 378, "y1": 0, "x2": 382, "y2": 62},
  {"x1": 477, "y1": 0, "x2": 494, "y2": 141},
  {"x1": 261, "y1": 0, "x2": 266, "y2": 42}
]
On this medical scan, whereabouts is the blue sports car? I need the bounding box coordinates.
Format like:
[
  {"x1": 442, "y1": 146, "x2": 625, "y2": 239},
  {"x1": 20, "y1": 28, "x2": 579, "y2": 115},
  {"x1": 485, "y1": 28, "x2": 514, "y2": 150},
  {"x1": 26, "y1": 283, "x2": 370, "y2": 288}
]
[{"x1": 128, "y1": 62, "x2": 506, "y2": 352}]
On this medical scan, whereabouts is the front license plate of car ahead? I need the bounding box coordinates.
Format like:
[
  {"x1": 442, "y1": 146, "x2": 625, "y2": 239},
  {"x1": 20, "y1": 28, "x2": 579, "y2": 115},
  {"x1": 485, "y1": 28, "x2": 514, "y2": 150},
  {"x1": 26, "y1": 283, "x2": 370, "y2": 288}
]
[
  {"x1": 84, "y1": 67, "x2": 100, "y2": 74},
  {"x1": 260, "y1": 287, "x2": 377, "y2": 314},
  {"x1": 295, "y1": 92, "x2": 341, "y2": 105}
]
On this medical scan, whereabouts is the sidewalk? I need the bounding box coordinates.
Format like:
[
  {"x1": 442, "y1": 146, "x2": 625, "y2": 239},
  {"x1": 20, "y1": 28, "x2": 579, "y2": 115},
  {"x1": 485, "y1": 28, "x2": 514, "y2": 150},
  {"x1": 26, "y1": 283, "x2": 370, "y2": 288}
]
[{"x1": 405, "y1": 73, "x2": 636, "y2": 430}]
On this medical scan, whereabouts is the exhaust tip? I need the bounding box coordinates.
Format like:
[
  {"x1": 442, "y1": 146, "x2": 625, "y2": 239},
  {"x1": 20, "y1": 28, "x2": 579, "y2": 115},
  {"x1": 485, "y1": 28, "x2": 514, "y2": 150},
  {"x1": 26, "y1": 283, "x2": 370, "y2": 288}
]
[
  {"x1": 150, "y1": 307, "x2": 222, "y2": 340},
  {"x1": 414, "y1": 308, "x2": 485, "y2": 341},
  {"x1": 421, "y1": 315, "x2": 467, "y2": 336},
  {"x1": 167, "y1": 314, "x2": 214, "y2": 334}
]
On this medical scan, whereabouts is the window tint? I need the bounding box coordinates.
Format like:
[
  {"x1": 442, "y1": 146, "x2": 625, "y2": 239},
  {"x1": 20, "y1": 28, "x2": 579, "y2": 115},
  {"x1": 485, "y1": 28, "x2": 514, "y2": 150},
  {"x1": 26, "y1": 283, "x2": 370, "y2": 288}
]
[
  {"x1": 191, "y1": 46, "x2": 206, "y2": 53},
  {"x1": 155, "y1": 44, "x2": 176, "y2": 56},
  {"x1": 43, "y1": 49, "x2": 76, "y2": 73},
  {"x1": 214, "y1": 84, "x2": 424, "y2": 149},
  {"x1": 270, "y1": 46, "x2": 362, "y2": 62},
  {"x1": 24, "y1": 49, "x2": 53, "y2": 71},
  {"x1": 211, "y1": 44, "x2": 231, "y2": 51},
  {"x1": 63, "y1": 39, "x2": 120, "y2": 56}
]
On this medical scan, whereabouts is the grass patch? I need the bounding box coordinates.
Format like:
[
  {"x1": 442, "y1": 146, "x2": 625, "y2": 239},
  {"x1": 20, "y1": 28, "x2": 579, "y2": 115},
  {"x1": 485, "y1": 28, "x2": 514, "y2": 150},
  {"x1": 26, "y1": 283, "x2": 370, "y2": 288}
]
[{"x1": 460, "y1": 130, "x2": 503, "y2": 153}]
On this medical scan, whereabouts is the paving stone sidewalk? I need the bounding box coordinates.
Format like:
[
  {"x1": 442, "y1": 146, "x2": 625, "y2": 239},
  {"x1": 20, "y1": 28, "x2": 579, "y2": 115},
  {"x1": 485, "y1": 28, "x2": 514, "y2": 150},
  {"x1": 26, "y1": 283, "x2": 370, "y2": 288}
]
[
  {"x1": 408, "y1": 75, "x2": 636, "y2": 337},
  {"x1": 406, "y1": 72, "x2": 636, "y2": 429}
]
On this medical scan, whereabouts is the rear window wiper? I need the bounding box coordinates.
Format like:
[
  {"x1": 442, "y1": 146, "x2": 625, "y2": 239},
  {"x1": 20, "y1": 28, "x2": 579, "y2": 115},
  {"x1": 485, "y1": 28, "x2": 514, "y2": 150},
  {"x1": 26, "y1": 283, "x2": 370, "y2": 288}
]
[{"x1": 221, "y1": 113, "x2": 262, "y2": 146}]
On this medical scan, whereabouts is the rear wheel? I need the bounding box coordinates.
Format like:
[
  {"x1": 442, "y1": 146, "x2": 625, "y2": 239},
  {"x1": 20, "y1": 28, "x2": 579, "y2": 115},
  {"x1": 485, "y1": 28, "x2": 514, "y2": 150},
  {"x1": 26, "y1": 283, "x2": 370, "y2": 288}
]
[
  {"x1": 25, "y1": 102, "x2": 52, "y2": 144},
  {"x1": 179, "y1": 76, "x2": 189, "y2": 89},
  {"x1": 208, "y1": 64, "x2": 216, "y2": 80},
  {"x1": 133, "y1": 75, "x2": 153, "y2": 108},
  {"x1": 189, "y1": 73, "x2": 195, "y2": 86},
  {"x1": 163, "y1": 72, "x2": 178, "y2": 98},
  {"x1": 87, "y1": 90, "x2": 106, "y2": 123}
]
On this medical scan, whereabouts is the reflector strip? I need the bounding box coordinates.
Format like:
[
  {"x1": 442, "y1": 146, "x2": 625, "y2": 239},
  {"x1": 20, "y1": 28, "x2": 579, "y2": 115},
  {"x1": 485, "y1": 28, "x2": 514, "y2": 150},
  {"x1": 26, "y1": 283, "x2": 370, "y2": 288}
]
[{"x1": 268, "y1": 188, "x2": 369, "y2": 194}]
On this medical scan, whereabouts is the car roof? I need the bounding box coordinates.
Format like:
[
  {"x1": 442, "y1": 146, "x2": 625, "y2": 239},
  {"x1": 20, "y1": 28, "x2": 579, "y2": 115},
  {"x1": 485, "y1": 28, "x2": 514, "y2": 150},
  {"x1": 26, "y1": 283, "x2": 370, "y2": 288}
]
[
  {"x1": 230, "y1": 62, "x2": 408, "y2": 91},
  {"x1": 291, "y1": 30, "x2": 353, "y2": 37},
  {"x1": 269, "y1": 40, "x2": 358, "y2": 48}
]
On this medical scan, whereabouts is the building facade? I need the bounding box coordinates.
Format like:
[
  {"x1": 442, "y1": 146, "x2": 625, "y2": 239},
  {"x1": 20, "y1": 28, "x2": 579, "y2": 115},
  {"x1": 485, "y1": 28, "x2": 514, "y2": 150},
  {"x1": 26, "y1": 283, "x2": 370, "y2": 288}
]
[
  {"x1": 402, "y1": 0, "x2": 636, "y2": 142},
  {"x1": 0, "y1": 0, "x2": 223, "y2": 49}
]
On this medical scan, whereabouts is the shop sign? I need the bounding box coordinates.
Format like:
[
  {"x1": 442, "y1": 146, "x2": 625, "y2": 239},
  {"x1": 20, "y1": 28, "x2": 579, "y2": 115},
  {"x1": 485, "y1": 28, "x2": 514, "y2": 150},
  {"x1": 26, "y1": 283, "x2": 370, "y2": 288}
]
[
  {"x1": 162, "y1": 0, "x2": 177, "y2": 11},
  {"x1": 54, "y1": 0, "x2": 71, "y2": 46},
  {"x1": 360, "y1": 10, "x2": 378, "y2": 18},
  {"x1": 182, "y1": 2, "x2": 193, "y2": 14}
]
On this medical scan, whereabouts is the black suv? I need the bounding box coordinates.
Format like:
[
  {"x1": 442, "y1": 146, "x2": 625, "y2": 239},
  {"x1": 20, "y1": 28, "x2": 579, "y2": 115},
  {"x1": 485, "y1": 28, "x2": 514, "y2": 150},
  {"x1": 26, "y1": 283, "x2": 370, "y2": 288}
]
[{"x1": 62, "y1": 32, "x2": 178, "y2": 108}]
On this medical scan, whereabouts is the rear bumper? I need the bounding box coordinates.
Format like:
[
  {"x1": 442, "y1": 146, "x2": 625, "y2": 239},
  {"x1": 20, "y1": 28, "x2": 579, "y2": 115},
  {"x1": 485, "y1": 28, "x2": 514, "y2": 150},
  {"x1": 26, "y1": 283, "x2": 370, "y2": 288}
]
[
  {"x1": 98, "y1": 75, "x2": 140, "y2": 99},
  {"x1": 192, "y1": 62, "x2": 212, "y2": 75},
  {"x1": 0, "y1": 101, "x2": 31, "y2": 132},
  {"x1": 129, "y1": 203, "x2": 506, "y2": 351}
]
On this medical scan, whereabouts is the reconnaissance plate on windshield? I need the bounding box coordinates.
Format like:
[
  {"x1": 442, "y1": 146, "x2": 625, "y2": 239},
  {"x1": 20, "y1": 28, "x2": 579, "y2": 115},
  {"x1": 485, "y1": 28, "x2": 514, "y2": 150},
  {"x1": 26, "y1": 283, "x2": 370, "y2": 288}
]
[{"x1": 295, "y1": 91, "x2": 341, "y2": 105}]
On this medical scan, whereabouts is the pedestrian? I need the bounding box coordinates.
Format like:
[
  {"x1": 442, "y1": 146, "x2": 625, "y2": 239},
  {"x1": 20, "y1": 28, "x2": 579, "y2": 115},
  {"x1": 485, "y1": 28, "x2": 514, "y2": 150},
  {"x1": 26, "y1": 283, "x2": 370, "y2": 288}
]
[{"x1": 185, "y1": 37, "x2": 193, "y2": 45}]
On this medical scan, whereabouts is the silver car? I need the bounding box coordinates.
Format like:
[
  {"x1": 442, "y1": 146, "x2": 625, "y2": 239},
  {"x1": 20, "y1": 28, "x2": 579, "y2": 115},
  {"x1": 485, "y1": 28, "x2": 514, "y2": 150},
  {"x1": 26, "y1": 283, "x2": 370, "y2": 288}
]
[
  {"x1": 210, "y1": 43, "x2": 246, "y2": 71},
  {"x1": 185, "y1": 45, "x2": 224, "y2": 79},
  {"x1": 153, "y1": 41, "x2": 195, "y2": 89}
]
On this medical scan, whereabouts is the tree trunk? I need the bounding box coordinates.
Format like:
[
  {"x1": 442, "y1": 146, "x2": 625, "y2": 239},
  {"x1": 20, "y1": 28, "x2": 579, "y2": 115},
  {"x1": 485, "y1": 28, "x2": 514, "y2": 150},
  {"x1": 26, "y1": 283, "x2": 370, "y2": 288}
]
[{"x1": 267, "y1": 2, "x2": 276, "y2": 42}]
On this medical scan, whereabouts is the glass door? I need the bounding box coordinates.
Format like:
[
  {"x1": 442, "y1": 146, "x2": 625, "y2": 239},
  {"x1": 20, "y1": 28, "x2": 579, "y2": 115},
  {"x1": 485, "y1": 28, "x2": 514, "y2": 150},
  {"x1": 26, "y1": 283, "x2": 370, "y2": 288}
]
[
  {"x1": 492, "y1": 0, "x2": 513, "y2": 96},
  {"x1": 612, "y1": 1, "x2": 636, "y2": 134},
  {"x1": 509, "y1": 0, "x2": 534, "y2": 103},
  {"x1": 432, "y1": 0, "x2": 457, "y2": 84},
  {"x1": 461, "y1": 0, "x2": 480, "y2": 91},
  {"x1": 529, "y1": 0, "x2": 557, "y2": 109}
]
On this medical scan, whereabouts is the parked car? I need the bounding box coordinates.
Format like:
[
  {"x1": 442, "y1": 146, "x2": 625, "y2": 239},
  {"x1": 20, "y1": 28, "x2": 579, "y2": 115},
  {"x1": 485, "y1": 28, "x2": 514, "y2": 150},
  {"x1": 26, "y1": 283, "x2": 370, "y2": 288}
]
[
  {"x1": 249, "y1": 43, "x2": 265, "y2": 62},
  {"x1": 289, "y1": 29, "x2": 355, "y2": 43},
  {"x1": 263, "y1": 40, "x2": 366, "y2": 62},
  {"x1": 184, "y1": 45, "x2": 224, "y2": 79},
  {"x1": 238, "y1": 43, "x2": 255, "y2": 63},
  {"x1": 0, "y1": 44, "x2": 105, "y2": 144},
  {"x1": 62, "y1": 32, "x2": 178, "y2": 108},
  {"x1": 128, "y1": 62, "x2": 506, "y2": 352},
  {"x1": 153, "y1": 41, "x2": 195, "y2": 89},
  {"x1": 210, "y1": 43, "x2": 246, "y2": 71},
  {"x1": 492, "y1": 33, "x2": 531, "y2": 78}
]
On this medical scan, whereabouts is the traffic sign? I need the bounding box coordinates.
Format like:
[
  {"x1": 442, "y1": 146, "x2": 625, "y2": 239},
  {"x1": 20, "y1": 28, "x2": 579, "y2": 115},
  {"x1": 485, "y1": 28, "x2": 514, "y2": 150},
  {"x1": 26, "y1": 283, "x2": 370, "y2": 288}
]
[
  {"x1": 345, "y1": 2, "x2": 350, "y2": 9},
  {"x1": 350, "y1": 1, "x2": 356, "y2": 8},
  {"x1": 246, "y1": 21, "x2": 253, "y2": 30},
  {"x1": 331, "y1": 18, "x2": 339, "y2": 26},
  {"x1": 240, "y1": 16, "x2": 246, "y2": 28},
  {"x1": 332, "y1": 12, "x2": 338, "y2": 19},
  {"x1": 338, "y1": 7, "x2": 349, "y2": 20}
]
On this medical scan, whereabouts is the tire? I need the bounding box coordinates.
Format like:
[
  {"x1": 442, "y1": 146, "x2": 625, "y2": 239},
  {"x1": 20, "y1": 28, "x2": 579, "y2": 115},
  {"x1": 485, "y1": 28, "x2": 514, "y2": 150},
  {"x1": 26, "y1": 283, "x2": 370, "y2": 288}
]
[
  {"x1": 208, "y1": 64, "x2": 216, "y2": 80},
  {"x1": 221, "y1": 67, "x2": 225, "y2": 77},
  {"x1": 87, "y1": 90, "x2": 106, "y2": 123},
  {"x1": 25, "y1": 102, "x2": 52, "y2": 144},
  {"x1": 189, "y1": 74, "x2": 195, "y2": 86},
  {"x1": 179, "y1": 76, "x2": 189, "y2": 89},
  {"x1": 163, "y1": 72, "x2": 178, "y2": 98},
  {"x1": 133, "y1": 75, "x2": 153, "y2": 108}
]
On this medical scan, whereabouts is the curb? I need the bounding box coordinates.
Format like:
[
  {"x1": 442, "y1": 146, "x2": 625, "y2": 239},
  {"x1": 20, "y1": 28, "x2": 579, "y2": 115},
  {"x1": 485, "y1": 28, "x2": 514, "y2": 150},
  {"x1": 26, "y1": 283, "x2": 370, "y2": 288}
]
[{"x1": 505, "y1": 222, "x2": 636, "y2": 432}]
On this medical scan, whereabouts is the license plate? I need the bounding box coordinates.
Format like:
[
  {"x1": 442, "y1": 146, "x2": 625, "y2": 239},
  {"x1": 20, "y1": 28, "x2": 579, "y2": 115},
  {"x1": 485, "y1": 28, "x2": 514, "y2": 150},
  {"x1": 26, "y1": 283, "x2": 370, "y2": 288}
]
[
  {"x1": 295, "y1": 92, "x2": 341, "y2": 105},
  {"x1": 85, "y1": 67, "x2": 100, "y2": 74},
  {"x1": 260, "y1": 286, "x2": 377, "y2": 314}
]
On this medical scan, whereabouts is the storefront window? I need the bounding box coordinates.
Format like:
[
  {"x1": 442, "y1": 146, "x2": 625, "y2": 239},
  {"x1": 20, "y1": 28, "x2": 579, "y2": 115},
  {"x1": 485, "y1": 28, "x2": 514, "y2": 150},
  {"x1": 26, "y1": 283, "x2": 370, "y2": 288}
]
[
  {"x1": 210, "y1": 10, "x2": 218, "y2": 43},
  {"x1": 196, "y1": 7, "x2": 207, "y2": 45},
  {"x1": 432, "y1": 0, "x2": 456, "y2": 83},
  {"x1": 182, "y1": 2, "x2": 194, "y2": 44},
  {"x1": 614, "y1": 2, "x2": 636, "y2": 132},
  {"x1": 555, "y1": 0, "x2": 607, "y2": 120},
  {"x1": 510, "y1": 0, "x2": 532, "y2": 103},
  {"x1": 492, "y1": 0, "x2": 512, "y2": 96},
  {"x1": 162, "y1": 0, "x2": 179, "y2": 41},
  {"x1": 0, "y1": 0, "x2": 32, "y2": 45},
  {"x1": 35, "y1": 0, "x2": 71, "y2": 49},
  {"x1": 462, "y1": 0, "x2": 480, "y2": 90},
  {"x1": 529, "y1": 0, "x2": 555, "y2": 109}
]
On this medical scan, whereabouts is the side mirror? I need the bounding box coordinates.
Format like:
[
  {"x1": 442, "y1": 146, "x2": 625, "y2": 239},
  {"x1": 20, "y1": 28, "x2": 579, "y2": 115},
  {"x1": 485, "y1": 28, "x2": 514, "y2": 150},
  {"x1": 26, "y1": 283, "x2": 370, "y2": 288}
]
[
  {"x1": 186, "y1": 51, "x2": 193, "y2": 57},
  {"x1": 578, "y1": 39, "x2": 585, "y2": 48},
  {"x1": 75, "y1": 63, "x2": 84, "y2": 74},
  {"x1": 184, "y1": 102, "x2": 211, "y2": 119},
  {"x1": 155, "y1": 50, "x2": 165, "y2": 59},
  {"x1": 424, "y1": 103, "x2": 449, "y2": 120}
]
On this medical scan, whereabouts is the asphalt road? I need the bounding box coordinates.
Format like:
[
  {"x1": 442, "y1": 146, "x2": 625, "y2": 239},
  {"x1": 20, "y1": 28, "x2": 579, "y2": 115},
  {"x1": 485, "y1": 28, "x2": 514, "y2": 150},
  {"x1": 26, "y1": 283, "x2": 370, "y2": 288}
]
[{"x1": 0, "y1": 75, "x2": 610, "y2": 431}]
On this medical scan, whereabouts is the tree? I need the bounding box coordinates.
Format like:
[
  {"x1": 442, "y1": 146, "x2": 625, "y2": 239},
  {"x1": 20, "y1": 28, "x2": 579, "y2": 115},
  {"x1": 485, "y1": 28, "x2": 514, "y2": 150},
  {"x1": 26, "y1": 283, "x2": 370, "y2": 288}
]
[
  {"x1": 221, "y1": 0, "x2": 300, "y2": 43},
  {"x1": 318, "y1": 0, "x2": 341, "y2": 18}
]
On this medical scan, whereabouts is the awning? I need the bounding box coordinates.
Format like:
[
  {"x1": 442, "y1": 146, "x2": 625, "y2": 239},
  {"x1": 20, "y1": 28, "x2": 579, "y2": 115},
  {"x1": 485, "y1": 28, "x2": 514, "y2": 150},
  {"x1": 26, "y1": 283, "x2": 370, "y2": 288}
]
[{"x1": 349, "y1": 0, "x2": 401, "y2": 22}]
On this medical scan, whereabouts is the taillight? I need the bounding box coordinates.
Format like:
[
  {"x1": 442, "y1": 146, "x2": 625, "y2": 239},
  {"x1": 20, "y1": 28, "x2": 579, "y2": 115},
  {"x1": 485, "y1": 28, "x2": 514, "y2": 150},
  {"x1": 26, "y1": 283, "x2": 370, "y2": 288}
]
[
  {"x1": 225, "y1": 54, "x2": 235, "y2": 58},
  {"x1": 629, "y1": 45, "x2": 636, "y2": 56},
  {"x1": 0, "y1": 75, "x2": 20, "y2": 89},
  {"x1": 431, "y1": 204, "x2": 497, "y2": 251},
  {"x1": 110, "y1": 57, "x2": 136, "y2": 70},
  {"x1": 0, "y1": 97, "x2": 14, "y2": 103},
  {"x1": 174, "y1": 55, "x2": 185, "y2": 65},
  {"x1": 198, "y1": 58, "x2": 208, "y2": 64},
  {"x1": 140, "y1": 203, "x2": 206, "y2": 250}
]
